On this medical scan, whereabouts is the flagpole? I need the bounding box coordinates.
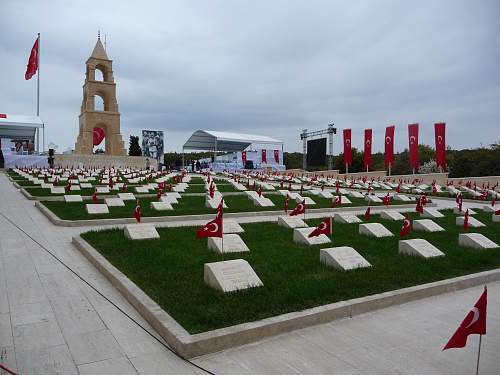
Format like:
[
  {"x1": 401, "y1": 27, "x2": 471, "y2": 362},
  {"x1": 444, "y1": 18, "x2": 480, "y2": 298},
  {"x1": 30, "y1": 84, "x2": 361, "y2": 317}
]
[
  {"x1": 475, "y1": 335, "x2": 482, "y2": 375},
  {"x1": 37, "y1": 33, "x2": 40, "y2": 117}
]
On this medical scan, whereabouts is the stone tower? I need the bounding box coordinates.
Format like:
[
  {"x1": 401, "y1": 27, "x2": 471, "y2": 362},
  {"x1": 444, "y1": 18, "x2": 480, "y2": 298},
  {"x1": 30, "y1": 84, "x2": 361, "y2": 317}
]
[{"x1": 74, "y1": 37, "x2": 126, "y2": 155}]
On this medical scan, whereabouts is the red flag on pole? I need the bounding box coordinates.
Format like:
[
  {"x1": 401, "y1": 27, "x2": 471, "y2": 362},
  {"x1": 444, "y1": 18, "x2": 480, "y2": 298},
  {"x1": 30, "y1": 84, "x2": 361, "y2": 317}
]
[
  {"x1": 196, "y1": 213, "x2": 223, "y2": 238},
  {"x1": 274, "y1": 149, "x2": 280, "y2": 163},
  {"x1": 443, "y1": 287, "x2": 487, "y2": 350},
  {"x1": 364, "y1": 129, "x2": 372, "y2": 171},
  {"x1": 25, "y1": 36, "x2": 39, "y2": 80},
  {"x1": 284, "y1": 194, "x2": 289, "y2": 213},
  {"x1": 134, "y1": 201, "x2": 141, "y2": 223},
  {"x1": 408, "y1": 123, "x2": 419, "y2": 170},
  {"x1": 290, "y1": 200, "x2": 305, "y2": 216},
  {"x1": 384, "y1": 125, "x2": 395, "y2": 167},
  {"x1": 400, "y1": 215, "x2": 411, "y2": 238},
  {"x1": 343, "y1": 129, "x2": 352, "y2": 166},
  {"x1": 435, "y1": 123, "x2": 446, "y2": 170},
  {"x1": 241, "y1": 151, "x2": 247, "y2": 165},
  {"x1": 308, "y1": 218, "x2": 332, "y2": 238},
  {"x1": 463, "y1": 209, "x2": 469, "y2": 231},
  {"x1": 364, "y1": 206, "x2": 371, "y2": 221},
  {"x1": 262, "y1": 149, "x2": 267, "y2": 163}
]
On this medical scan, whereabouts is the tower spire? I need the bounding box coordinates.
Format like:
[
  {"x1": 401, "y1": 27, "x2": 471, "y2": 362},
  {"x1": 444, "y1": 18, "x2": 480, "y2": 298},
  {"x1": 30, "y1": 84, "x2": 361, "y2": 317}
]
[{"x1": 98, "y1": 29, "x2": 100, "y2": 40}]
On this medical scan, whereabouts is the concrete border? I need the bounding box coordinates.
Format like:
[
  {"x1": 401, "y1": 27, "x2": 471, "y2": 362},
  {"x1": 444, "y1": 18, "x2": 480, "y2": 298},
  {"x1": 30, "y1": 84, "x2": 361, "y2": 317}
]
[
  {"x1": 72, "y1": 235, "x2": 500, "y2": 359},
  {"x1": 37, "y1": 201, "x2": 432, "y2": 227}
]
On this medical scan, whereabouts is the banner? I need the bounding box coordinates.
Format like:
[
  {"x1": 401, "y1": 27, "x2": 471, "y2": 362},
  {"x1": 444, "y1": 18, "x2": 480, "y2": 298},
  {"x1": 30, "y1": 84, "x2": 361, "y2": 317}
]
[
  {"x1": 364, "y1": 129, "x2": 372, "y2": 170},
  {"x1": 343, "y1": 129, "x2": 352, "y2": 166},
  {"x1": 262, "y1": 149, "x2": 267, "y2": 163},
  {"x1": 142, "y1": 130, "x2": 164, "y2": 164},
  {"x1": 435, "y1": 122, "x2": 446, "y2": 170},
  {"x1": 274, "y1": 149, "x2": 279, "y2": 163},
  {"x1": 384, "y1": 125, "x2": 395, "y2": 167},
  {"x1": 408, "y1": 123, "x2": 419, "y2": 169},
  {"x1": 241, "y1": 151, "x2": 247, "y2": 165}
]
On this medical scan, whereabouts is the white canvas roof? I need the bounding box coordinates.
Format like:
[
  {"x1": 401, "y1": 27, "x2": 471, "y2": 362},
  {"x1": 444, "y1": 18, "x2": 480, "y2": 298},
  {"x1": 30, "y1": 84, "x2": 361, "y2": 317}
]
[
  {"x1": 0, "y1": 114, "x2": 44, "y2": 140},
  {"x1": 183, "y1": 130, "x2": 283, "y2": 152}
]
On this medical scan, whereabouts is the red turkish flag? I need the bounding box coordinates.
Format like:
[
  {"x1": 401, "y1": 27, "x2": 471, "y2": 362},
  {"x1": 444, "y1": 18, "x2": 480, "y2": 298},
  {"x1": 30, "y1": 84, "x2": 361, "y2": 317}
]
[
  {"x1": 308, "y1": 218, "x2": 332, "y2": 238},
  {"x1": 435, "y1": 123, "x2": 446, "y2": 170},
  {"x1": 408, "y1": 123, "x2": 419, "y2": 169},
  {"x1": 25, "y1": 36, "x2": 39, "y2": 80},
  {"x1": 343, "y1": 129, "x2": 352, "y2": 166},
  {"x1": 284, "y1": 194, "x2": 289, "y2": 213},
  {"x1": 0, "y1": 114, "x2": 6, "y2": 118},
  {"x1": 416, "y1": 197, "x2": 424, "y2": 214},
  {"x1": 209, "y1": 182, "x2": 215, "y2": 198},
  {"x1": 463, "y1": 209, "x2": 469, "y2": 231},
  {"x1": 93, "y1": 127, "x2": 105, "y2": 146},
  {"x1": 134, "y1": 202, "x2": 141, "y2": 223},
  {"x1": 196, "y1": 213, "x2": 223, "y2": 238},
  {"x1": 290, "y1": 200, "x2": 306, "y2": 216},
  {"x1": 384, "y1": 125, "x2": 395, "y2": 167},
  {"x1": 241, "y1": 151, "x2": 247, "y2": 165},
  {"x1": 363, "y1": 129, "x2": 372, "y2": 171},
  {"x1": 364, "y1": 206, "x2": 371, "y2": 221},
  {"x1": 262, "y1": 149, "x2": 267, "y2": 163},
  {"x1": 92, "y1": 192, "x2": 98, "y2": 203},
  {"x1": 274, "y1": 149, "x2": 280, "y2": 163},
  {"x1": 400, "y1": 215, "x2": 411, "y2": 238},
  {"x1": 443, "y1": 287, "x2": 487, "y2": 350}
]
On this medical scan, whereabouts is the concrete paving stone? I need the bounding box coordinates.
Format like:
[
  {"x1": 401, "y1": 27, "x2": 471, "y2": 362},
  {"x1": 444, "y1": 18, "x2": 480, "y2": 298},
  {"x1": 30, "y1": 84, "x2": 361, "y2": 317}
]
[
  {"x1": 0, "y1": 313, "x2": 13, "y2": 347},
  {"x1": 12, "y1": 321, "x2": 66, "y2": 351},
  {"x1": 78, "y1": 357, "x2": 139, "y2": 375},
  {"x1": 130, "y1": 351, "x2": 201, "y2": 375},
  {"x1": 15, "y1": 344, "x2": 79, "y2": 375},
  {"x1": 65, "y1": 329, "x2": 124, "y2": 365},
  {"x1": 10, "y1": 301, "x2": 56, "y2": 327}
]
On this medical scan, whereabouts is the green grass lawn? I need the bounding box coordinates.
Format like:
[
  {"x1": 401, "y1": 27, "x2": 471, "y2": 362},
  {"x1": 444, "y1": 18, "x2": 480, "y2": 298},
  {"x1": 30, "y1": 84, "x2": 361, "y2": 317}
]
[
  {"x1": 81, "y1": 209, "x2": 500, "y2": 334},
  {"x1": 42, "y1": 193, "x2": 410, "y2": 220}
]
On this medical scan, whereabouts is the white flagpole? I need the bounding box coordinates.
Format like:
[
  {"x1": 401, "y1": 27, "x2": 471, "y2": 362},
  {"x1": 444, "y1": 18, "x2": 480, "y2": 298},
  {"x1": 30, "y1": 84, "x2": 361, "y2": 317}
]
[{"x1": 36, "y1": 33, "x2": 40, "y2": 117}]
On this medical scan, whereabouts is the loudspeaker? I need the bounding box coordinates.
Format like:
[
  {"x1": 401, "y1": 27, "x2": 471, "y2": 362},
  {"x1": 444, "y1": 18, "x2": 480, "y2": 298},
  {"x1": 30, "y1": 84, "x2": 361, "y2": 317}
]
[
  {"x1": 244, "y1": 160, "x2": 254, "y2": 169},
  {"x1": 49, "y1": 148, "x2": 54, "y2": 156}
]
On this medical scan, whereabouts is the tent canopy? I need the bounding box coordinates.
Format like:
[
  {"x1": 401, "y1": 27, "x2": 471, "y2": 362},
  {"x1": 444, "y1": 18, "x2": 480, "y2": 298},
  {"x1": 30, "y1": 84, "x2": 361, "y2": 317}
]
[
  {"x1": 183, "y1": 130, "x2": 283, "y2": 152},
  {"x1": 0, "y1": 114, "x2": 44, "y2": 140}
]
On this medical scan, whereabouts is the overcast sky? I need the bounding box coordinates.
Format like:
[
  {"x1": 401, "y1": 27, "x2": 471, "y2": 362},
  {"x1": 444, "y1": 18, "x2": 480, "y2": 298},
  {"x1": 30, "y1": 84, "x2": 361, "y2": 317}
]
[{"x1": 1, "y1": 0, "x2": 499, "y2": 154}]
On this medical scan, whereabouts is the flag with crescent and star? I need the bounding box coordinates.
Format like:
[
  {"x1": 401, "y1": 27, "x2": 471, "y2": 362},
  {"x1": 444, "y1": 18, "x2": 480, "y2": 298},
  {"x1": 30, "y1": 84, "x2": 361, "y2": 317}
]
[
  {"x1": 443, "y1": 287, "x2": 487, "y2": 350},
  {"x1": 290, "y1": 199, "x2": 306, "y2": 216},
  {"x1": 364, "y1": 129, "x2": 372, "y2": 170},
  {"x1": 134, "y1": 201, "x2": 141, "y2": 223},
  {"x1": 308, "y1": 218, "x2": 332, "y2": 238},
  {"x1": 400, "y1": 214, "x2": 411, "y2": 238},
  {"x1": 364, "y1": 206, "x2": 371, "y2": 221},
  {"x1": 408, "y1": 123, "x2": 419, "y2": 169},
  {"x1": 343, "y1": 129, "x2": 352, "y2": 166},
  {"x1": 384, "y1": 125, "x2": 395, "y2": 167},
  {"x1": 196, "y1": 212, "x2": 223, "y2": 238},
  {"x1": 434, "y1": 123, "x2": 446, "y2": 169}
]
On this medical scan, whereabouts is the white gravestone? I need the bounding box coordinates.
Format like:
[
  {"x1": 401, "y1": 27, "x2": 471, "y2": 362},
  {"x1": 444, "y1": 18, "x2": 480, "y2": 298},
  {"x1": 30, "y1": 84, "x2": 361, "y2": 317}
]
[
  {"x1": 320, "y1": 247, "x2": 371, "y2": 271},
  {"x1": 453, "y1": 207, "x2": 477, "y2": 215},
  {"x1": 493, "y1": 214, "x2": 500, "y2": 223},
  {"x1": 118, "y1": 193, "x2": 136, "y2": 201},
  {"x1": 295, "y1": 196, "x2": 316, "y2": 205},
  {"x1": 393, "y1": 194, "x2": 411, "y2": 202},
  {"x1": 277, "y1": 216, "x2": 308, "y2": 229},
  {"x1": 208, "y1": 234, "x2": 249, "y2": 254},
  {"x1": 365, "y1": 195, "x2": 383, "y2": 203},
  {"x1": 458, "y1": 233, "x2": 499, "y2": 249},
  {"x1": 483, "y1": 205, "x2": 498, "y2": 213},
  {"x1": 399, "y1": 239, "x2": 445, "y2": 259},
  {"x1": 85, "y1": 204, "x2": 109, "y2": 215},
  {"x1": 41, "y1": 183, "x2": 53, "y2": 189},
  {"x1": 223, "y1": 220, "x2": 245, "y2": 234},
  {"x1": 349, "y1": 191, "x2": 365, "y2": 199},
  {"x1": 124, "y1": 224, "x2": 160, "y2": 240},
  {"x1": 105, "y1": 198, "x2": 125, "y2": 207},
  {"x1": 293, "y1": 227, "x2": 331, "y2": 246},
  {"x1": 335, "y1": 213, "x2": 362, "y2": 224},
  {"x1": 150, "y1": 201, "x2": 173, "y2": 211},
  {"x1": 206, "y1": 199, "x2": 228, "y2": 209},
  {"x1": 50, "y1": 187, "x2": 65, "y2": 194},
  {"x1": 80, "y1": 183, "x2": 93, "y2": 189},
  {"x1": 160, "y1": 195, "x2": 178, "y2": 204},
  {"x1": 456, "y1": 216, "x2": 485, "y2": 228},
  {"x1": 96, "y1": 186, "x2": 110, "y2": 194},
  {"x1": 64, "y1": 195, "x2": 83, "y2": 203},
  {"x1": 333, "y1": 196, "x2": 352, "y2": 204},
  {"x1": 204, "y1": 259, "x2": 263, "y2": 293},
  {"x1": 359, "y1": 223, "x2": 393, "y2": 238},
  {"x1": 422, "y1": 208, "x2": 444, "y2": 219},
  {"x1": 380, "y1": 211, "x2": 405, "y2": 221},
  {"x1": 135, "y1": 186, "x2": 150, "y2": 193},
  {"x1": 413, "y1": 219, "x2": 445, "y2": 233}
]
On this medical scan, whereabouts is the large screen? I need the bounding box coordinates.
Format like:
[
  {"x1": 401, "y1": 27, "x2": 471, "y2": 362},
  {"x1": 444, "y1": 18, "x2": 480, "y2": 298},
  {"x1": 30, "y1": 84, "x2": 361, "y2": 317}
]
[
  {"x1": 306, "y1": 138, "x2": 327, "y2": 167},
  {"x1": 142, "y1": 130, "x2": 164, "y2": 164}
]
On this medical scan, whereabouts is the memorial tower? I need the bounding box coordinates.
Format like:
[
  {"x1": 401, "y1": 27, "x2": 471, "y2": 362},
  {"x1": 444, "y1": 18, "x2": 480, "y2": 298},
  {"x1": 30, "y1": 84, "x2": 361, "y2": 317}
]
[{"x1": 74, "y1": 35, "x2": 126, "y2": 155}]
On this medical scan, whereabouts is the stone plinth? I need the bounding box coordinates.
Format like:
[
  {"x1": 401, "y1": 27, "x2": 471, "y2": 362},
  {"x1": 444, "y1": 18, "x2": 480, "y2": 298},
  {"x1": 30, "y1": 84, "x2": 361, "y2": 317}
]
[
  {"x1": 359, "y1": 223, "x2": 393, "y2": 238},
  {"x1": 204, "y1": 259, "x2": 263, "y2": 293},
  {"x1": 458, "y1": 233, "x2": 499, "y2": 249},
  {"x1": 124, "y1": 224, "x2": 160, "y2": 240},
  {"x1": 293, "y1": 227, "x2": 331, "y2": 246},
  {"x1": 208, "y1": 234, "x2": 249, "y2": 254},
  {"x1": 399, "y1": 239, "x2": 445, "y2": 258},
  {"x1": 413, "y1": 219, "x2": 445, "y2": 233},
  {"x1": 320, "y1": 247, "x2": 371, "y2": 271},
  {"x1": 277, "y1": 216, "x2": 308, "y2": 229}
]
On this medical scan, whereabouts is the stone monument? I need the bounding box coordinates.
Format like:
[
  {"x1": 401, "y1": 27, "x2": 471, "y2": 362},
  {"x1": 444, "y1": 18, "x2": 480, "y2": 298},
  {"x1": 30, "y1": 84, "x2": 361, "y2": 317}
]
[{"x1": 74, "y1": 36, "x2": 127, "y2": 156}]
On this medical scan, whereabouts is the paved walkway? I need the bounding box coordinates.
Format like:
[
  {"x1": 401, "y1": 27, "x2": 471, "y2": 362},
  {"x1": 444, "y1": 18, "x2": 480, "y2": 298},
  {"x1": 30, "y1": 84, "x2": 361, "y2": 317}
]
[{"x1": 0, "y1": 172, "x2": 498, "y2": 374}]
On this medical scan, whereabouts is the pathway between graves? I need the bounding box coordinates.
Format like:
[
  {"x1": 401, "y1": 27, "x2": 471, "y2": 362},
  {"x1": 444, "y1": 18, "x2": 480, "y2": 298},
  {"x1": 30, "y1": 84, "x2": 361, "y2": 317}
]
[{"x1": 1, "y1": 172, "x2": 498, "y2": 374}]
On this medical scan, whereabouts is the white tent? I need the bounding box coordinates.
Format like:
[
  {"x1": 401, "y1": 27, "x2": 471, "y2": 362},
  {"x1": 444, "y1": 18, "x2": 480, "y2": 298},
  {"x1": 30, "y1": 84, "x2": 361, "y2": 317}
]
[{"x1": 0, "y1": 114, "x2": 44, "y2": 152}]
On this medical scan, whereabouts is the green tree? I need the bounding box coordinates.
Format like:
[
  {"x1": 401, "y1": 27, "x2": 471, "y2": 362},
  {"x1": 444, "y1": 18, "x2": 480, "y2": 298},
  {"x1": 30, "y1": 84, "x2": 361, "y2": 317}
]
[{"x1": 128, "y1": 136, "x2": 142, "y2": 156}]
